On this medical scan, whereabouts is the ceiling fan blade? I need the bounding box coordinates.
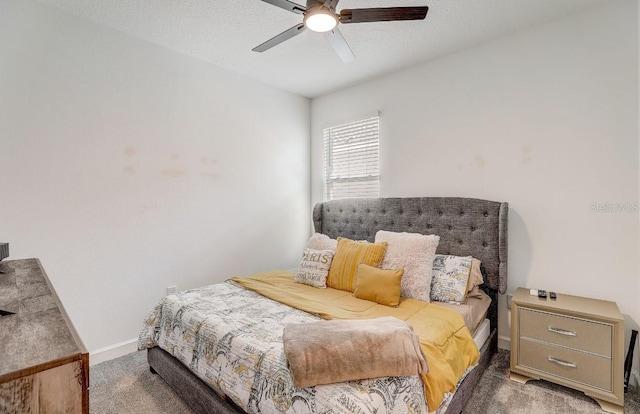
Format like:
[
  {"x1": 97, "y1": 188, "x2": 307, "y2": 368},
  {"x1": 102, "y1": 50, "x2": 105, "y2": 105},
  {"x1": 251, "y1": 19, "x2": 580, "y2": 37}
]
[
  {"x1": 253, "y1": 24, "x2": 306, "y2": 52},
  {"x1": 259, "y1": 0, "x2": 306, "y2": 14},
  {"x1": 340, "y1": 6, "x2": 428, "y2": 24},
  {"x1": 324, "y1": 27, "x2": 355, "y2": 63}
]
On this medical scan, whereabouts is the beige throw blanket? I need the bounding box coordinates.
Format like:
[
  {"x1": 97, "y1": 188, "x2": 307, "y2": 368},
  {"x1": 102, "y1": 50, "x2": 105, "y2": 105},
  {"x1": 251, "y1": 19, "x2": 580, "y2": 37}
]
[{"x1": 283, "y1": 316, "x2": 429, "y2": 388}]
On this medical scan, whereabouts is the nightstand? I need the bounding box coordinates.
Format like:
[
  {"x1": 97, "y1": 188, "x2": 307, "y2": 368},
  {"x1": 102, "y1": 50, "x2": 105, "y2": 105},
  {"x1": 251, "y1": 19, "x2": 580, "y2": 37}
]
[{"x1": 510, "y1": 288, "x2": 624, "y2": 413}]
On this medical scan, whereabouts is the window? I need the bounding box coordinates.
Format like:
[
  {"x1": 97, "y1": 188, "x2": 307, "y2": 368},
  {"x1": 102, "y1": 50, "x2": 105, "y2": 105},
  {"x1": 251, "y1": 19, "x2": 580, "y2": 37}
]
[{"x1": 323, "y1": 114, "x2": 380, "y2": 201}]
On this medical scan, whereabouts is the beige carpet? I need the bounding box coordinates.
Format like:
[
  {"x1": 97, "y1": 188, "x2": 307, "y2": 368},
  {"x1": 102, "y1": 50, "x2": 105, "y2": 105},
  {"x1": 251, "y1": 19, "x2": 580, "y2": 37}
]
[
  {"x1": 90, "y1": 350, "x2": 192, "y2": 413},
  {"x1": 462, "y1": 349, "x2": 640, "y2": 414},
  {"x1": 90, "y1": 349, "x2": 640, "y2": 414}
]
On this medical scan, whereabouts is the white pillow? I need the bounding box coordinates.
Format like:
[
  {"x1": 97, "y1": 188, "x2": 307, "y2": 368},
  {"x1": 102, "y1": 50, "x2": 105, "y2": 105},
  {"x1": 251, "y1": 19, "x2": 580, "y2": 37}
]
[
  {"x1": 294, "y1": 248, "x2": 335, "y2": 288},
  {"x1": 306, "y1": 233, "x2": 338, "y2": 252},
  {"x1": 430, "y1": 255, "x2": 473, "y2": 304},
  {"x1": 374, "y1": 230, "x2": 440, "y2": 302}
]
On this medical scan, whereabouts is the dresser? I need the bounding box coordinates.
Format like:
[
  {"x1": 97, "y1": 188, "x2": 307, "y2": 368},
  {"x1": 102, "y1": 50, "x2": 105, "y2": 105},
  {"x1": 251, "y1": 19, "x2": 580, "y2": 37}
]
[
  {"x1": 510, "y1": 287, "x2": 624, "y2": 413},
  {"x1": 0, "y1": 259, "x2": 89, "y2": 413}
]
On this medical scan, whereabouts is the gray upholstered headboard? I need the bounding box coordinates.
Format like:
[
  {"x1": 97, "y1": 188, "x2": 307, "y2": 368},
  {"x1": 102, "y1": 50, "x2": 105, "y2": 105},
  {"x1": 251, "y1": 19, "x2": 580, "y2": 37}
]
[{"x1": 313, "y1": 197, "x2": 508, "y2": 295}]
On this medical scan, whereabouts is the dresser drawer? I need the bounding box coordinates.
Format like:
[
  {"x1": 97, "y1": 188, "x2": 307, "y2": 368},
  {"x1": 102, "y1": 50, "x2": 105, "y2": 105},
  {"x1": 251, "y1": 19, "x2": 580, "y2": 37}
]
[
  {"x1": 519, "y1": 339, "x2": 612, "y2": 391},
  {"x1": 519, "y1": 308, "x2": 612, "y2": 356}
]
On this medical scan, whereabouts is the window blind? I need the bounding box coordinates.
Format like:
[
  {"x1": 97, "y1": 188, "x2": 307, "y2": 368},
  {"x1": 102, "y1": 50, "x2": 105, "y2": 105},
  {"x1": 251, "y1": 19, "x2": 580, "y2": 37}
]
[{"x1": 323, "y1": 115, "x2": 380, "y2": 201}]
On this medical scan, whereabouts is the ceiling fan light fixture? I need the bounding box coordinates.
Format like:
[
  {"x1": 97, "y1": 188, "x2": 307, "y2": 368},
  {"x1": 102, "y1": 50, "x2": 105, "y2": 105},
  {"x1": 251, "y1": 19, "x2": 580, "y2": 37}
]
[{"x1": 304, "y1": 8, "x2": 338, "y2": 32}]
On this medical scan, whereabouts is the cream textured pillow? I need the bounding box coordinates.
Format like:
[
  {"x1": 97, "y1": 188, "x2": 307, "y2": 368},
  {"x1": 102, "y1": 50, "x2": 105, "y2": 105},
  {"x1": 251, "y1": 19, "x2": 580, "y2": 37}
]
[
  {"x1": 374, "y1": 230, "x2": 440, "y2": 302},
  {"x1": 430, "y1": 255, "x2": 473, "y2": 304},
  {"x1": 306, "y1": 233, "x2": 338, "y2": 252},
  {"x1": 327, "y1": 238, "x2": 388, "y2": 292},
  {"x1": 353, "y1": 264, "x2": 404, "y2": 307},
  {"x1": 294, "y1": 248, "x2": 335, "y2": 288}
]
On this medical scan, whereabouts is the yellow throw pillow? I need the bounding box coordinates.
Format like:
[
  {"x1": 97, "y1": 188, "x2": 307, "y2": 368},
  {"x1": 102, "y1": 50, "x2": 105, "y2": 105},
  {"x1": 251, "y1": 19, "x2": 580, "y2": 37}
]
[
  {"x1": 353, "y1": 264, "x2": 404, "y2": 307},
  {"x1": 327, "y1": 237, "x2": 388, "y2": 292}
]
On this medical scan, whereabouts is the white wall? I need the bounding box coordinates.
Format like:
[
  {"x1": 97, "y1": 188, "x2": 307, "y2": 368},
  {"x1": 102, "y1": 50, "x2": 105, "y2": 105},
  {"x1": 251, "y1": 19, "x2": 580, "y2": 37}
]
[
  {"x1": 636, "y1": 0, "x2": 640, "y2": 392},
  {"x1": 312, "y1": 0, "x2": 639, "y2": 349},
  {"x1": 0, "y1": 1, "x2": 311, "y2": 358},
  {"x1": 1, "y1": 0, "x2": 637, "y2": 374}
]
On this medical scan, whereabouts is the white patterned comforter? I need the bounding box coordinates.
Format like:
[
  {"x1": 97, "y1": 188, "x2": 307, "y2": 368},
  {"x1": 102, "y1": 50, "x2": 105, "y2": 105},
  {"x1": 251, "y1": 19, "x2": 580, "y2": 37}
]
[{"x1": 138, "y1": 280, "x2": 430, "y2": 414}]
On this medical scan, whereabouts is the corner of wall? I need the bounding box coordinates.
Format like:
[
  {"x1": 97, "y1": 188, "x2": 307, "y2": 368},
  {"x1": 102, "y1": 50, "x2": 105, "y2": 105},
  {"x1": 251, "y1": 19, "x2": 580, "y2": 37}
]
[{"x1": 90, "y1": 338, "x2": 139, "y2": 366}]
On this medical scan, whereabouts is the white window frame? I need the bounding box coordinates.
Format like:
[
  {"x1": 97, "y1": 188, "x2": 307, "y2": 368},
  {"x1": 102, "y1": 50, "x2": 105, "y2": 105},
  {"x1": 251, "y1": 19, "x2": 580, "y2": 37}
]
[{"x1": 323, "y1": 113, "x2": 380, "y2": 201}]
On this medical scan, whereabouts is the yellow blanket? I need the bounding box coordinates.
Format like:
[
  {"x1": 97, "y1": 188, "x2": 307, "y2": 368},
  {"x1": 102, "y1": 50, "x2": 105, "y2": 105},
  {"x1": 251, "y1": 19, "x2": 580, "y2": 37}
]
[{"x1": 231, "y1": 271, "x2": 480, "y2": 411}]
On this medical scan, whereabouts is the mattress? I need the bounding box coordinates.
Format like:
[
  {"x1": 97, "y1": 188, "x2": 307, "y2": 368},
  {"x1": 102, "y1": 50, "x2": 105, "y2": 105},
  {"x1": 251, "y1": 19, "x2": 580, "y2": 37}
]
[
  {"x1": 430, "y1": 289, "x2": 491, "y2": 336},
  {"x1": 472, "y1": 319, "x2": 491, "y2": 349}
]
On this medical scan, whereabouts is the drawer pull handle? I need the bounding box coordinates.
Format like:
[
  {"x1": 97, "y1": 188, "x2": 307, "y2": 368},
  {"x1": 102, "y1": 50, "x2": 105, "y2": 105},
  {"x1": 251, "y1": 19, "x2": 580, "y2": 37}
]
[
  {"x1": 548, "y1": 357, "x2": 576, "y2": 368},
  {"x1": 548, "y1": 326, "x2": 576, "y2": 336}
]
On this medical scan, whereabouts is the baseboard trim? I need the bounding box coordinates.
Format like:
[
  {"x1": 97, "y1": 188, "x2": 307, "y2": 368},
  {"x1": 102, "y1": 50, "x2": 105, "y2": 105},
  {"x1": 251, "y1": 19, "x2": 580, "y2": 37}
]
[
  {"x1": 498, "y1": 334, "x2": 511, "y2": 351},
  {"x1": 90, "y1": 338, "x2": 138, "y2": 366}
]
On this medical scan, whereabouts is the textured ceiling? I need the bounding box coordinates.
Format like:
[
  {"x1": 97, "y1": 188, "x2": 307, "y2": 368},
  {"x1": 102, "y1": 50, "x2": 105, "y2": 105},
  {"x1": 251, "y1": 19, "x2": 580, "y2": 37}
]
[{"x1": 38, "y1": 0, "x2": 609, "y2": 98}]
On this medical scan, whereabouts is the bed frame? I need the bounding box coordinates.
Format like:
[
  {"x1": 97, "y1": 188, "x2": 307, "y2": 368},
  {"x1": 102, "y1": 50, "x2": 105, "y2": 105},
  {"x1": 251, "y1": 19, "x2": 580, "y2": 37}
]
[{"x1": 148, "y1": 197, "x2": 508, "y2": 414}]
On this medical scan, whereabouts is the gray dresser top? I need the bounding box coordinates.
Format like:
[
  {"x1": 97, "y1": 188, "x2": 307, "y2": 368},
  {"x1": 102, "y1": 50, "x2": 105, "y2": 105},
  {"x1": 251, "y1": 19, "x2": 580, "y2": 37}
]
[{"x1": 0, "y1": 258, "x2": 86, "y2": 378}]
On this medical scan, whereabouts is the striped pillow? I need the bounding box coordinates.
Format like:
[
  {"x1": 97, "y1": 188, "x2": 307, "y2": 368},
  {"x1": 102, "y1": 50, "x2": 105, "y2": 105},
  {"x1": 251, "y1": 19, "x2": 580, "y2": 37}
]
[{"x1": 327, "y1": 237, "x2": 388, "y2": 292}]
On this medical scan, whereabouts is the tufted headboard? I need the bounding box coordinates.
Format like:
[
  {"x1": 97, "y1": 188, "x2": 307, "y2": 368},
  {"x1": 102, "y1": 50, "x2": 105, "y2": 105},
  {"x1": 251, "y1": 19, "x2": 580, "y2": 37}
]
[{"x1": 313, "y1": 197, "x2": 508, "y2": 295}]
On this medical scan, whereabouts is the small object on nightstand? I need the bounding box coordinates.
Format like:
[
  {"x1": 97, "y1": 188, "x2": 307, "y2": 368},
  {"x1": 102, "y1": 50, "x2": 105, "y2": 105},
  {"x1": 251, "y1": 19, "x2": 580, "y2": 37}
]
[
  {"x1": 537, "y1": 289, "x2": 547, "y2": 298},
  {"x1": 549, "y1": 291, "x2": 557, "y2": 299},
  {"x1": 529, "y1": 289, "x2": 538, "y2": 296}
]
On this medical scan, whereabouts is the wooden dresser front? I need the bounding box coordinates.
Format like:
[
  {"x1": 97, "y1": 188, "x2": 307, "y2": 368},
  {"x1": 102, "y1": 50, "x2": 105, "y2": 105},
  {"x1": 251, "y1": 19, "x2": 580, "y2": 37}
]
[
  {"x1": 0, "y1": 258, "x2": 89, "y2": 413},
  {"x1": 510, "y1": 287, "x2": 624, "y2": 414}
]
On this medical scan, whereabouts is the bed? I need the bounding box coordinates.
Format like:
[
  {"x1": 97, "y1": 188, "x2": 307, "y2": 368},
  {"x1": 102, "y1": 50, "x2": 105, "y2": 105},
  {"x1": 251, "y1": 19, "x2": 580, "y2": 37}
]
[{"x1": 139, "y1": 197, "x2": 508, "y2": 414}]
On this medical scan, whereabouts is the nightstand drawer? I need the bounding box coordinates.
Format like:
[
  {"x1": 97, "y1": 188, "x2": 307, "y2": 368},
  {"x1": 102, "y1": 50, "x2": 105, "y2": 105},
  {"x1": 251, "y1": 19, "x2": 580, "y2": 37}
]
[
  {"x1": 519, "y1": 308, "x2": 612, "y2": 356},
  {"x1": 519, "y1": 339, "x2": 612, "y2": 391}
]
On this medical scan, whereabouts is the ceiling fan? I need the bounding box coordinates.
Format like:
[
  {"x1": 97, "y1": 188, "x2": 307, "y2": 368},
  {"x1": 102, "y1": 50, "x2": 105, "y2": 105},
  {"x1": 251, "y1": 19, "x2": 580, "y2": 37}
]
[{"x1": 253, "y1": 0, "x2": 429, "y2": 62}]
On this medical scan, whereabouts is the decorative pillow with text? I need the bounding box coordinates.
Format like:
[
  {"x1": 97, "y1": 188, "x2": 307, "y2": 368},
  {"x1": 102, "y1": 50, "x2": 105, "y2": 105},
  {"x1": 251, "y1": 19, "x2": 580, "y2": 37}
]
[{"x1": 294, "y1": 248, "x2": 335, "y2": 288}]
